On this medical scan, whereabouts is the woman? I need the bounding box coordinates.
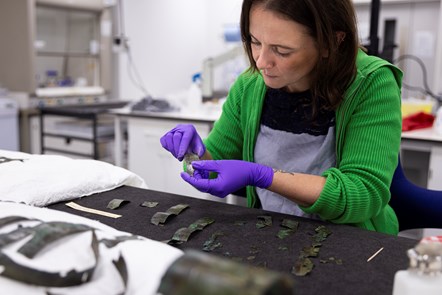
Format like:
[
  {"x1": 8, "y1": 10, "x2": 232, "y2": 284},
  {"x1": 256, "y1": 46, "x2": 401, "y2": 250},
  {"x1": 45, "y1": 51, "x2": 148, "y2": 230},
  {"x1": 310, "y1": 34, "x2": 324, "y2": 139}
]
[{"x1": 160, "y1": 0, "x2": 402, "y2": 235}]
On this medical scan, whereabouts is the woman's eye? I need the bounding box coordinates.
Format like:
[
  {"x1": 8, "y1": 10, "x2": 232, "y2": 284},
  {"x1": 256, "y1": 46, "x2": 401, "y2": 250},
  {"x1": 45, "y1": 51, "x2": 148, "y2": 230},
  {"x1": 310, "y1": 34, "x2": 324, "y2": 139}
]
[
  {"x1": 276, "y1": 51, "x2": 290, "y2": 57},
  {"x1": 273, "y1": 47, "x2": 291, "y2": 57}
]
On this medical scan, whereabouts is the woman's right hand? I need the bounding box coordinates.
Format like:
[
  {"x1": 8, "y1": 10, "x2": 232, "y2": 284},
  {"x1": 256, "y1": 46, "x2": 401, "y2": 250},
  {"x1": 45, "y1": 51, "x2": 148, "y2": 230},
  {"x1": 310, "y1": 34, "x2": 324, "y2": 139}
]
[{"x1": 160, "y1": 124, "x2": 206, "y2": 161}]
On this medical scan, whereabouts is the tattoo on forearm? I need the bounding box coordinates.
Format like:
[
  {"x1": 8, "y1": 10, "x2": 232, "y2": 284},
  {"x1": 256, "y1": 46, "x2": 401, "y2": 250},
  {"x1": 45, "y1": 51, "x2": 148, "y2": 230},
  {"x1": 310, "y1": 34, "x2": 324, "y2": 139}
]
[{"x1": 273, "y1": 168, "x2": 295, "y2": 176}]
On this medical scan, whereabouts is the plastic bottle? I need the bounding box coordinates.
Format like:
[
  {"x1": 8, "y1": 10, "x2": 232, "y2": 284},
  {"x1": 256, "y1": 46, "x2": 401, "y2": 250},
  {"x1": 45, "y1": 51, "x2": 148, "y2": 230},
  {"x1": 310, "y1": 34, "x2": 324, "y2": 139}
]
[
  {"x1": 187, "y1": 73, "x2": 202, "y2": 111},
  {"x1": 392, "y1": 236, "x2": 442, "y2": 295}
]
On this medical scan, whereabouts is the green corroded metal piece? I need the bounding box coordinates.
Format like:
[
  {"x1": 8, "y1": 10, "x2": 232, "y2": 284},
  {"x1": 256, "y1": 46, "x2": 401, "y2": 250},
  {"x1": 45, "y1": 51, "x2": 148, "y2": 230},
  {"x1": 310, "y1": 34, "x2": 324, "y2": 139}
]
[
  {"x1": 0, "y1": 230, "x2": 99, "y2": 287},
  {"x1": 276, "y1": 228, "x2": 295, "y2": 240},
  {"x1": 158, "y1": 250, "x2": 295, "y2": 295},
  {"x1": 18, "y1": 222, "x2": 93, "y2": 258},
  {"x1": 151, "y1": 204, "x2": 189, "y2": 225},
  {"x1": 140, "y1": 201, "x2": 159, "y2": 208},
  {"x1": 183, "y1": 153, "x2": 200, "y2": 176},
  {"x1": 281, "y1": 219, "x2": 299, "y2": 230},
  {"x1": 107, "y1": 199, "x2": 130, "y2": 210},
  {"x1": 292, "y1": 257, "x2": 314, "y2": 277},
  {"x1": 256, "y1": 215, "x2": 272, "y2": 229},
  {"x1": 203, "y1": 231, "x2": 224, "y2": 252},
  {"x1": 167, "y1": 217, "x2": 215, "y2": 244}
]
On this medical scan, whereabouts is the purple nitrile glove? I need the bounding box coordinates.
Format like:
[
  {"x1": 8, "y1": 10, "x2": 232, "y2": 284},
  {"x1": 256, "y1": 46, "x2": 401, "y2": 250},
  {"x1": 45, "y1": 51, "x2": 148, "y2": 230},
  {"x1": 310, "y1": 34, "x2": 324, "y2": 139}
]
[
  {"x1": 159, "y1": 124, "x2": 206, "y2": 161},
  {"x1": 180, "y1": 160, "x2": 274, "y2": 198}
]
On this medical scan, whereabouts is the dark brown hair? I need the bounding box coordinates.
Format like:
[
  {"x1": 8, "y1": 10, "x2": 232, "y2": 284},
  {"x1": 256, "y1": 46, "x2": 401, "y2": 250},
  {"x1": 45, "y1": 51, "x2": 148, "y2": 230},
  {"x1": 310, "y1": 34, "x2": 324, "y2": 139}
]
[{"x1": 240, "y1": 0, "x2": 358, "y2": 115}]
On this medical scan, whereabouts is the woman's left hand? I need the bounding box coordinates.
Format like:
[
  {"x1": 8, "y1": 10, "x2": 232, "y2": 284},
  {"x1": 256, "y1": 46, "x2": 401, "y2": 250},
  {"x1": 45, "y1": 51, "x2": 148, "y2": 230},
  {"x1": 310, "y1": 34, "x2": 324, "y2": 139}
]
[{"x1": 180, "y1": 160, "x2": 274, "y2": 198}]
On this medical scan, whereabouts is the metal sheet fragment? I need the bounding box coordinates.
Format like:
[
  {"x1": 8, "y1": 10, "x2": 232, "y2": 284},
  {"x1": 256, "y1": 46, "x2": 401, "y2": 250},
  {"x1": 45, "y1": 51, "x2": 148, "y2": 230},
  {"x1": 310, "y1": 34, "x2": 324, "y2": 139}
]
[
  {"x1": 281, "y1": 219, "x2": 299, "y2": 230},
  {"x1": 158, "y1": 250, "x2": 295, "y2": 295},
  {"x1": 140, "y1": 201, "x2": 159, "y2": 208},
  {"x1": 167, "y1": 217, "x2": 214, "y2": 244},
  {"x1": 0, "y1": 230, "x2": 99, "y2": 287},
  {"x1": 183, "y1": 153, "x2": 200, "y2": 176},
  {"x1": 100, "y1": 235, "x2": 142, "y2": 248},
  {"x1": 292, "y1": 257, "x2": 314, "y2": 276},
  {"x1": 256, "y1": 215, "x2": 272, "y2": 229},
  {"x1": 0, "y1": 216, "x2": 35, "y2": 229},
  {"x1": 202, "y1": 231, "x2": 224, "y2": 252},
  {"x1": 107, "y1": 199, "x2": 130, "y2": 210},
  {"x1": 151, "y1": 204, "x2": 190, "y2": 226},
  {"x1": 17, "y1": 222, "x2": 93, "y2": 258}
]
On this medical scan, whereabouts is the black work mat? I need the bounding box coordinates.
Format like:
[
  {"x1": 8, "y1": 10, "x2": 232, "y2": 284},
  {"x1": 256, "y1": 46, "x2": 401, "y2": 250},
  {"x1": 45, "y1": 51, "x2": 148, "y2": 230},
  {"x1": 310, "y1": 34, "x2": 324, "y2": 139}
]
[{"x1": 48, "y1": 186, "x2": 417, "y2": 295}]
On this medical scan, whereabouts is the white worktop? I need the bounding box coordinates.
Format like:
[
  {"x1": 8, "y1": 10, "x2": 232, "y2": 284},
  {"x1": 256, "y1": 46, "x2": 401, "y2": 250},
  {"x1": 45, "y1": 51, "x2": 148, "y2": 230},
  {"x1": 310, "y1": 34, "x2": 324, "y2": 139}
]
[
  {"x1": 110, "y1": 103, "x2": 222, "y2": 123},
  {"x1": 402, "y1": 127, "x2": 442, "y2": 142}
]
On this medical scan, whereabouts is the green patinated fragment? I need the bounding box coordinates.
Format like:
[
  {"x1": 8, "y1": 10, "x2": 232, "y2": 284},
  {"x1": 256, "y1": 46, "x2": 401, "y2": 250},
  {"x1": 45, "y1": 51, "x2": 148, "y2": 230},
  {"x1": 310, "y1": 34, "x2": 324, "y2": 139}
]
[
  {"x1": 140, "y1": 201, "x2": 159, "y2": 208},
  {"x1": 183, "y1": 153, "x2": 200, "y2": 176},
  {"x1": 256, "y1": 215, "x2": 272, "y2": 229},
  {"x1": 18, "y1": 222, "x2": 93, "y2": 258},
  {"x1": 277, "y1": 228, "x2": 294, "y2": 239},
  {"x1": 151, "y1": 204, "x2": 189, "y2": 226},
  {"x1": 202, "y1": 231, "x2": 224, "y2": 252},
  {"x1": 167, "y1": 217, "x2": 215, "y2": 244},
  {"x1": 300, "y1": 246, "x2": 320, "y2": 258},
  {"x1": 281, "y1": 219, "x2": 299, "y2": 230},
  {"x1": 292, "y1": 257, "x2": 314, "y2": 276},
  {"x1": 107, "y1": 199, "x2": 130, "y2": 210}
]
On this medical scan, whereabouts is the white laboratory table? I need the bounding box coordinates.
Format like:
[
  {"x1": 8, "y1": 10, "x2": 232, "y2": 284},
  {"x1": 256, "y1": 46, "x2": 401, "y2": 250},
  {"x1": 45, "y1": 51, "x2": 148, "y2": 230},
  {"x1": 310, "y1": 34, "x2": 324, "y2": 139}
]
[{"x1": 401, "y1": 127, "x2": 442, "y2": 190}]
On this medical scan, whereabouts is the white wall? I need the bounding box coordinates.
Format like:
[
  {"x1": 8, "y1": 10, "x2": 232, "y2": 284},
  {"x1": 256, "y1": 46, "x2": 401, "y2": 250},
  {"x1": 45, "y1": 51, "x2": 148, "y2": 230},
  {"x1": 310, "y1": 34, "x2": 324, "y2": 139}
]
[
  {"x1": 117, "y1": 0, "x2": 242, "y2": 100},
  {"x1": 117, "y1": 0, "x2": 442, "y2": 101}
]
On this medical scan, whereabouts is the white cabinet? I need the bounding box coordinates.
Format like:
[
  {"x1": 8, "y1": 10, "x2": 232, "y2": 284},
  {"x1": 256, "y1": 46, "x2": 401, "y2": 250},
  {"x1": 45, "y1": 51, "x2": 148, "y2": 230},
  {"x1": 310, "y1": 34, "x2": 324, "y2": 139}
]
[
  {"x1": 428, "y1": 146, "x2": 442, "y2": 190},
  {"x1": 127, "y1": 117, "x2": 225, "y2": 202}
]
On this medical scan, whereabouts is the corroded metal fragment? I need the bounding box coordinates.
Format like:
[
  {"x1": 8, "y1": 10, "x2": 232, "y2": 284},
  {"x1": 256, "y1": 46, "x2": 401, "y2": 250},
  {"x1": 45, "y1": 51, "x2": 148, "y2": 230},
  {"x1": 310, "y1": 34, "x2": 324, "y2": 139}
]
[
  {"x1": 140, "y1": 201, "x2": 159, "y2": 208},
  {"x1": 18, "y1": 222, "x2": 93, "y2": 258},
  {"x1": 256, "y1": 215, "x2": 272, "y2": 229},
  {"x1": 151, "y1": 204, "x2": 189, "y2": 226},
  {"x1": 158, "y1": 250, "x2": 295, "y2": 295},
  {"x1": 277, "y1": 228, "x2": 294, "y2": 240},
  {"x1": 0, "y1": 216, "x2": 34, "y2": 229},
  {"x1": 107, "y1": 199, "x2": 129, "y2": 210},
  {"x1": 0, "y1": 230, "x2": 99, "y2": 287},
  {"x1": 281, "y1": 219, "x2": 299, "y2": 230},
  {"x1": 167, "y1": 217, "x2": 214, "y2": 244},
  {"x1": 292, "y1": 257, "x2": 314, "y2": 276},
  {"x1": 203, "y1": 231, "x2": 224, "y2": 252},
  {"x1": 183, "y1": 153, "x2": 200, "y2": 176}
]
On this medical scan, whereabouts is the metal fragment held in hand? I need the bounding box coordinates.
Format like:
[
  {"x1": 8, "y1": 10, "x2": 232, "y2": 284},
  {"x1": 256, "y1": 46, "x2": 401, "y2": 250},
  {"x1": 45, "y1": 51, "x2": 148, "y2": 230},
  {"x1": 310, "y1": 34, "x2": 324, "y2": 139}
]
[{"x1": 183, "y1": 153, "x2": 200, "y2": 176}]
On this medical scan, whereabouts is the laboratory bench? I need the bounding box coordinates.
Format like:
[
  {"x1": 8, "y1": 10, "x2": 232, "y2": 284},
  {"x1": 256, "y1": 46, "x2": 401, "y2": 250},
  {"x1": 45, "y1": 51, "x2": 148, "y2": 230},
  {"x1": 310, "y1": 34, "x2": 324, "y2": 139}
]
[
  {"x1": 400, "y1": 127, "x2": 442, "y2": 190},
  {"x1": 48, "y1": 185, "x2": 418, "y2": 295}
]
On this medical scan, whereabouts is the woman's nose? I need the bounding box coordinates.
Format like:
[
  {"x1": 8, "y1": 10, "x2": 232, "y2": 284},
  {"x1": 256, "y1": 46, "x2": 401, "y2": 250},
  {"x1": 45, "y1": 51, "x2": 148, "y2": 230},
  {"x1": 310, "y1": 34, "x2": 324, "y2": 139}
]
[{"x1": 255, "y1": 48, "x2": 273, "y2": 70}]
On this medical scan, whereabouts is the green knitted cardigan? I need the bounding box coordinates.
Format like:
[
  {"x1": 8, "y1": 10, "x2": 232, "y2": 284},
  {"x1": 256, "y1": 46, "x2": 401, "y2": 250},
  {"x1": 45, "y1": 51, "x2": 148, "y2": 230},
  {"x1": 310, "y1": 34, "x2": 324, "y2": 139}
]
[{"x1": 205, "y1": 49, "x2": 403, "y2": 235}]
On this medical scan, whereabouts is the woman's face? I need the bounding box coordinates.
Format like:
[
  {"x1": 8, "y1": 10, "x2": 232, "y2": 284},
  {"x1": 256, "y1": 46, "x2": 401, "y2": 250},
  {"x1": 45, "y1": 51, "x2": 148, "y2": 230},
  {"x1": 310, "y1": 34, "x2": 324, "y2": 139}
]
[{"x1": 249, "y1": 6, "x2": 321, "y2": 92}]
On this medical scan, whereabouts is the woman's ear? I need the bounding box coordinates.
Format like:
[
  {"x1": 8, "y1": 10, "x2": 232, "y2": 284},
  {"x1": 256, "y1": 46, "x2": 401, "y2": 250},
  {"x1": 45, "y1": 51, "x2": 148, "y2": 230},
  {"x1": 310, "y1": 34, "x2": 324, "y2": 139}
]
[
  {"x1": 336, "y1": 31, "x2": 346, "y2": 45},
  {"x1": 321, "y1": 31, "x2": 346, "y2": 58}
]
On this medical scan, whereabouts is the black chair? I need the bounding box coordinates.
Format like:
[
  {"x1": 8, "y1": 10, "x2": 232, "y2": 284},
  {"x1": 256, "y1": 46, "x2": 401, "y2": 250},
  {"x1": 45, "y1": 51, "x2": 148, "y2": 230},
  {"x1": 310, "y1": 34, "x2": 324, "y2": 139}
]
[{"x1": 389, "y1": 157, "x2": 442, "y2": 232}]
